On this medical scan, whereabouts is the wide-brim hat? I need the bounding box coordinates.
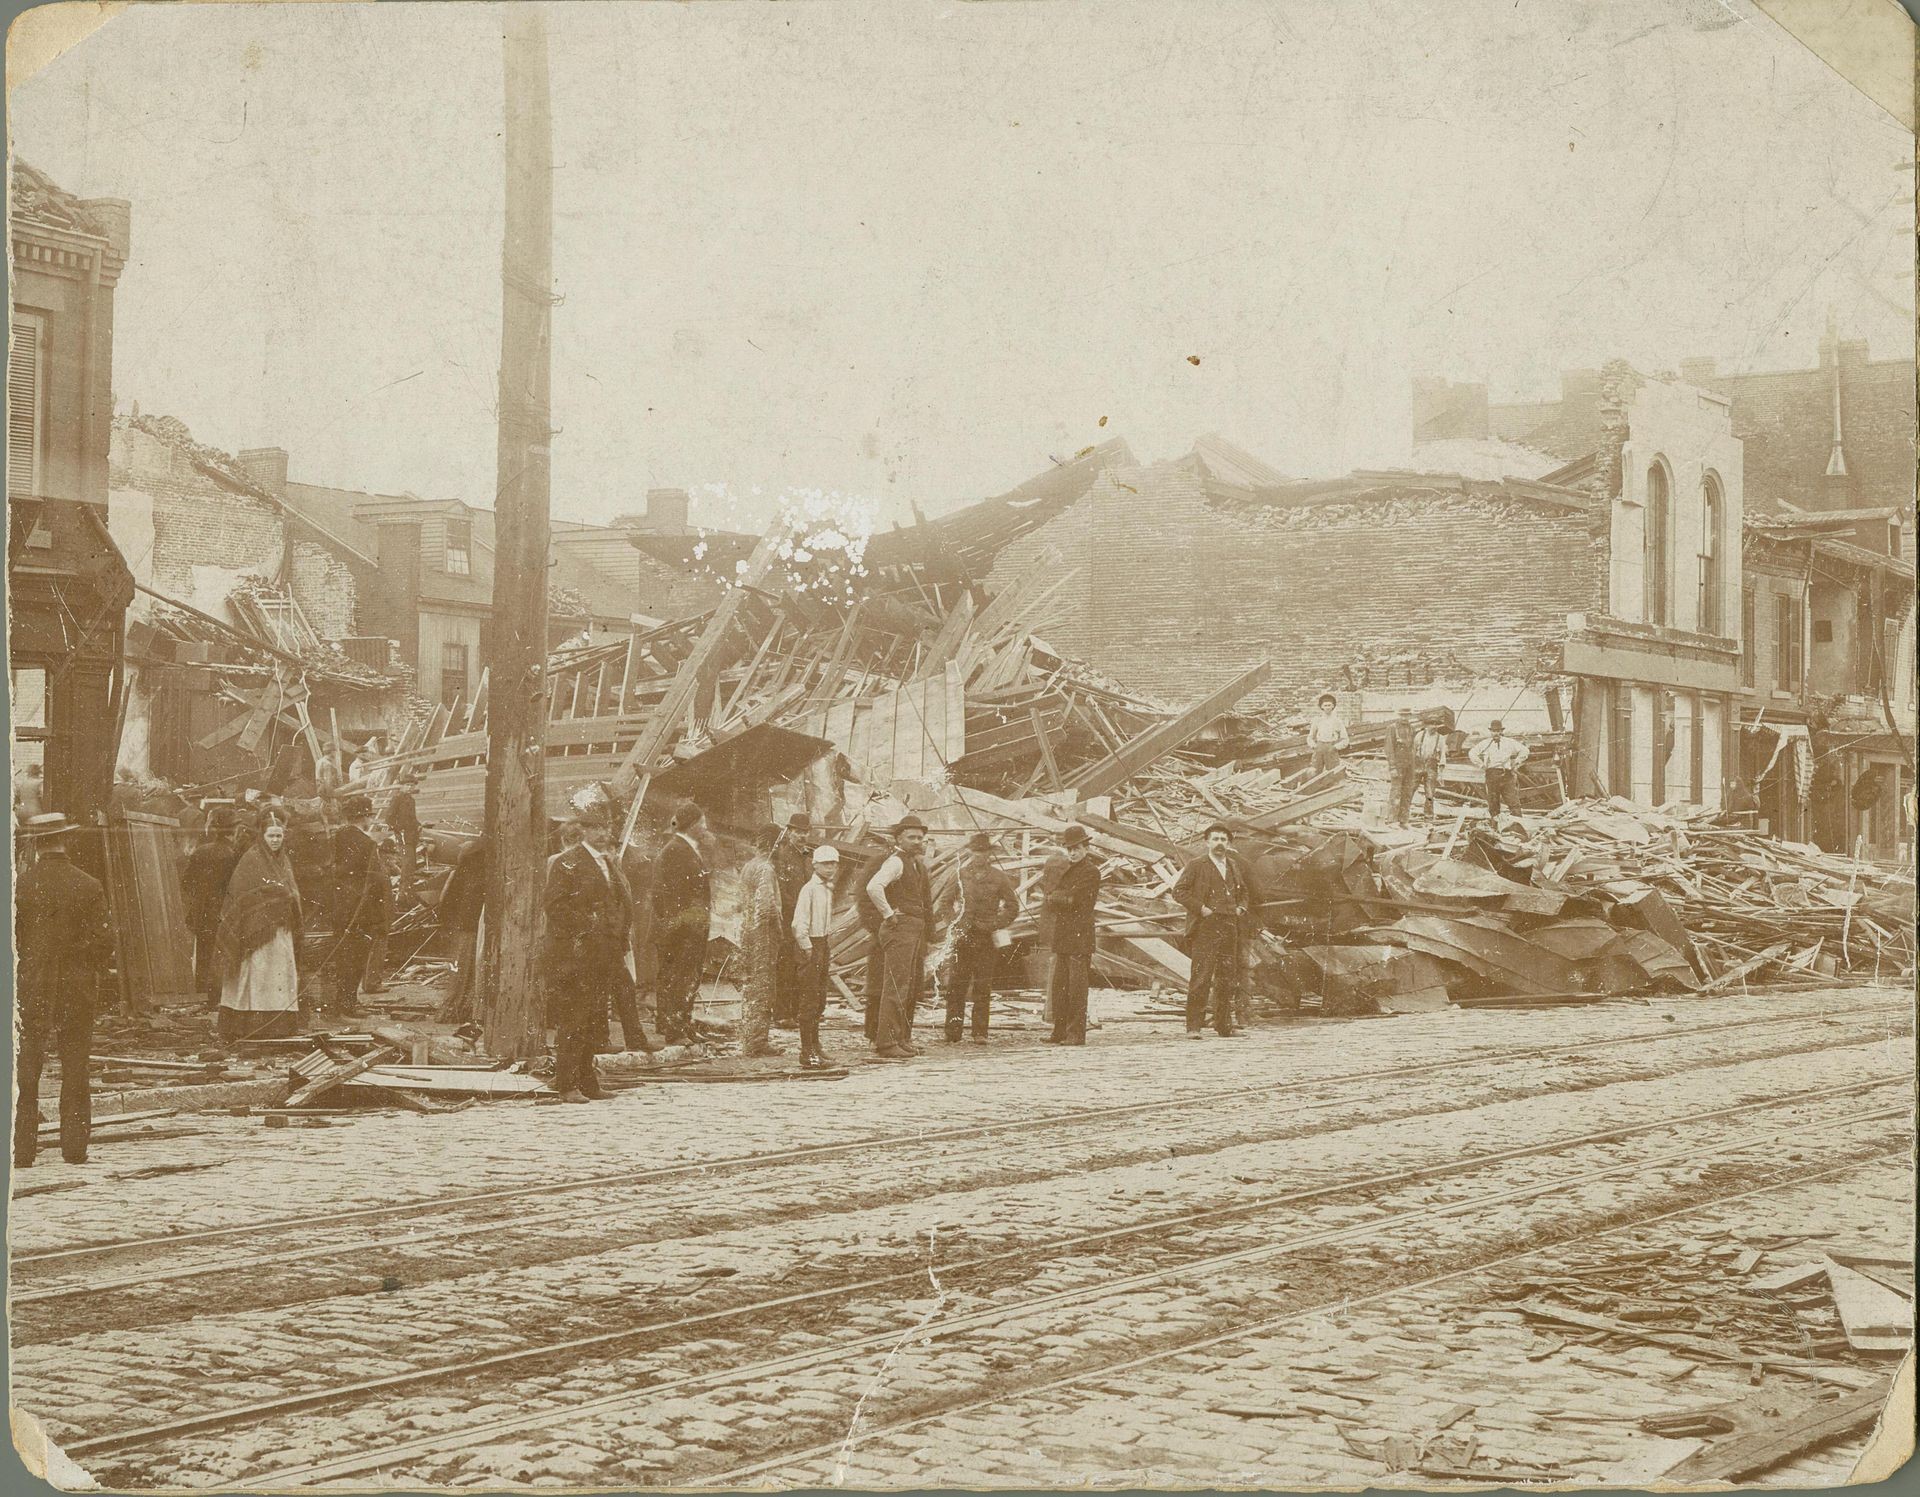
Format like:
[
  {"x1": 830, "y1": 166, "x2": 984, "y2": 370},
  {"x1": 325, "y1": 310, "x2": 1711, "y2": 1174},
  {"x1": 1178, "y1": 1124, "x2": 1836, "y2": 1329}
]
[
  {"x1": 1060, "y1": 824, "x2": 1091, "y2": 848},
  {"x1": 19, "y1": 812, "x2": 76, "y2": 839}
]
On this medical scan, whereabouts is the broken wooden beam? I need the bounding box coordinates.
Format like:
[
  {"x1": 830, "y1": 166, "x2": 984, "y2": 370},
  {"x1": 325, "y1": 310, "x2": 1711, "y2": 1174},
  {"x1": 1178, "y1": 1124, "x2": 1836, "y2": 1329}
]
[
  {"x1": 1065, "y1": 661, "x2": 1270, "y2": 799},
  {"x1": 1659, "y1": 1382, "x2": 1894, "y2": 1483}
]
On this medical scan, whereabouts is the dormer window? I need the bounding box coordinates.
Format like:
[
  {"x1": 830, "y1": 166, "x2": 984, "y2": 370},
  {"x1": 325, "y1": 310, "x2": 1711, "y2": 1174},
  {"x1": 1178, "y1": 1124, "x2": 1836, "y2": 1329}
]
[{"x1": 445, "y1": 518, "x2": 472, "y2": 576}]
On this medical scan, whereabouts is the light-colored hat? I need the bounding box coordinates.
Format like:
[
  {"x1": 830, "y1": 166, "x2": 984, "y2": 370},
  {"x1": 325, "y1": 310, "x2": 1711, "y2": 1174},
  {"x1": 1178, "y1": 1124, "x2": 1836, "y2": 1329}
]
[
  {"x1": 812, "y1": 844, "x2": 840, "y2": 863},
  {"x1": 20, "y1": 812, "x2": 76, "y2": 838}
]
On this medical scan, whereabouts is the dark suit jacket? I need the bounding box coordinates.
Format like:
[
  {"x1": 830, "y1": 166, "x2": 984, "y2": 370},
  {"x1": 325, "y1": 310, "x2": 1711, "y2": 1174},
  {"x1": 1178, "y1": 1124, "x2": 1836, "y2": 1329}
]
[
  {"x1": 182, "y1": 838, "x2": 242, "y2": 932},
  {"x1": 1045, "y1": 857, "x2": 1101, "y2": 957},
  {"x1": 651, "y1": 833, "x2": 711, "y2": 942},
  {"x1": 544, "y1": 844, "x2": 634, "y2": 972},
  {"x1": 1172, "y1": 851, "x2": 1255, "y2": 940},
  {"x1": 331, "y1": 825, "x2": 384, "y2": 931},
  {"x1": 15, "y1": 852, "x2": 113, "y2": 1013},
  {"x1": 439, "y1": 840, "x2": 488, "y2": 931}
]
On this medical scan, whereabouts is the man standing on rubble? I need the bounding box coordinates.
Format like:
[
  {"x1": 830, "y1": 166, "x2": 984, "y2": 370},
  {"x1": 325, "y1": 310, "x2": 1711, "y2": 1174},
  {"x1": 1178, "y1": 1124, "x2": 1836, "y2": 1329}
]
[
  {"x1": 1045, "y1": 824, "x2": 1102, "y2": 1046},
  {"x1": 383, "y1": 766, "x2": 423, "y2": 904},
  {"x1": 326, "y1": 794, "x2": 385, "y2": 1015},
  {"x1": 652, "y1": 801, "x2": 713, "y2": 1047},
  {"x1": 1174, "y1": 823, "x2": 1253, "y2": 1038},
  {"x1": 13, "y1": 814, "x2": 113, "y2": 1167},
  {"x1": 937, "y1": 831, "x2": 1018, "y2": 1042},
  {"x1": 1386, "y1": 708, "x2": 1417, "y2": 826},
  {"x1": 182, "y1": 808, "x2": 243, "y2": 1006},
  {"x1": 771, "y1": 813, "x2": 813, "y2": 1030},
  {"x1": 864, "y1": 815, "x2": 933, "y2": 1058},
  {"x1": 1413, "y1": 715, "x2": 1449, "y2": 820},
  {"x1": 1308, "y1": 693, "x2": 1351, "y2": 776},
  {"x1": 1469, "y1": 721, "x2": 1530, "y2": 822}
]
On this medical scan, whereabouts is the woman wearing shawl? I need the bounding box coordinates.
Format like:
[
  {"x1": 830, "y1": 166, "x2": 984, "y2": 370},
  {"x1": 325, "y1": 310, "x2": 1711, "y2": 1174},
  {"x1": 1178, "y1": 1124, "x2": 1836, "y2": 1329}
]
[{"x1": 215, "y1": 809, "x2": 305, "y2": 1042}]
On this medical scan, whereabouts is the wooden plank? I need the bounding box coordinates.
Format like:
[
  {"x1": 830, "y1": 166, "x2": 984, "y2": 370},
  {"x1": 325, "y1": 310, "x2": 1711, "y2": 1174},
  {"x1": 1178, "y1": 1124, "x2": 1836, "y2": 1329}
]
[
  {"x1": 1029, "y1": 705, "x2": 1065, "y2": 794},
  {"x1": 617, "y1": 631, "x2": 641, "y2": 713},
  {"x1": 235, "y1": 677, "x2": 283, "y2": 756},
  {"x1": 465, "y1": 669, "x2": 489, "y2": 733},
  {"x1": 282, "y1": 1044, "x2": 404, "y2": 1109},
  {"x1": 614, "y1": 520, "x2": 790, "y2": 840},
  {"x1": 1659, "y1": 1384, "x2": 1893, "y2": 1484},
  {"x1": 1067, "y1": 661, "x2": 1271, "y2": 799},
  {"x1": 1242, "y1": 779, "x2": 1363, "y2": 830}
]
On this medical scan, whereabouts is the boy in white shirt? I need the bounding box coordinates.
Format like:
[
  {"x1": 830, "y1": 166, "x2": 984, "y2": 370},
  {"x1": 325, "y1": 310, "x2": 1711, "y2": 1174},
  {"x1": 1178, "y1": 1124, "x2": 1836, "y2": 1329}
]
[{"x1": 790, "y1": 845, "x2": 839, "y2": 1069}]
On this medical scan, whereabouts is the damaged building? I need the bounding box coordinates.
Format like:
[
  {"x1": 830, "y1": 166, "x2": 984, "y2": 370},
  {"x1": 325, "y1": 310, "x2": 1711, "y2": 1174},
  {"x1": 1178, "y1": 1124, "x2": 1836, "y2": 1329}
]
[
  {"x1": 1421, "y1": 332, "x2": 1915, "y2": 857},
  {"x1": 989, "y1": 368, "x2": 1753, "y2": 813},
  {"x1": 8, "y1": 162, "x2": 135, "y2": 874}
]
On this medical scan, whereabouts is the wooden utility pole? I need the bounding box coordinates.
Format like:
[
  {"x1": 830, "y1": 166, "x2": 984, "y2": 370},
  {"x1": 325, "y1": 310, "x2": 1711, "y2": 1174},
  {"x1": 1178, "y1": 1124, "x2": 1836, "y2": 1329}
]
[{"x1": 478, "y1": 5, "x2": 553, "y2": 1059}]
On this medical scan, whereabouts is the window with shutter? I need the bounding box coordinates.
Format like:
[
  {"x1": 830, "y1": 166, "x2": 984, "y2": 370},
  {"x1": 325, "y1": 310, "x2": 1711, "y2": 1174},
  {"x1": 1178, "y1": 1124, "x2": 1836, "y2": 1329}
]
[{"x1": 8, "y1": 314, "x2": 45, "y2": 496}]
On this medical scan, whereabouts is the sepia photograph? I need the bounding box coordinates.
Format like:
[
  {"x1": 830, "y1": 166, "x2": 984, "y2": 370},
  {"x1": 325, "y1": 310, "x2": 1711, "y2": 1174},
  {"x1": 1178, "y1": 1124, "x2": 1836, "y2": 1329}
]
[{"x1": 6, "y1": 0, "x2": 1917, "y2": 1490}]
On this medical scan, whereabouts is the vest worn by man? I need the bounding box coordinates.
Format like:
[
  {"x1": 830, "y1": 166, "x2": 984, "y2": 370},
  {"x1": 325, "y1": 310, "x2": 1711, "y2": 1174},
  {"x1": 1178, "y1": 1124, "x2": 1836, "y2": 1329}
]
[{"x1": 890, "y1": 850, "x2": 932, "y2": 923}]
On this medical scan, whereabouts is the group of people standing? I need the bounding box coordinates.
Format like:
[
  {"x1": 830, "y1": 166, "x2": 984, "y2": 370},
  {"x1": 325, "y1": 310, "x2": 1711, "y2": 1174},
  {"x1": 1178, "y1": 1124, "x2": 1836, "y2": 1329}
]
[
  {"x1": 1314, "y1": 692, "x2": 1534, "y2": 825},
  {"x1": 179, "y1": 774, "x2": 423, "y2": 1044}
]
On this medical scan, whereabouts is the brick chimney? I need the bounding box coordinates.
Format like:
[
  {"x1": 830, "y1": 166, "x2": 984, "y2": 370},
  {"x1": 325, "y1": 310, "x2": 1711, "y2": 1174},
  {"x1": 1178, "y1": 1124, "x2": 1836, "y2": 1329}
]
[
  {"x1": 645, "y1": 487, "x2": 690, "y2": 533},
  {"x1": 238, "y1": 446, "x2": 289, "y2": 497}
]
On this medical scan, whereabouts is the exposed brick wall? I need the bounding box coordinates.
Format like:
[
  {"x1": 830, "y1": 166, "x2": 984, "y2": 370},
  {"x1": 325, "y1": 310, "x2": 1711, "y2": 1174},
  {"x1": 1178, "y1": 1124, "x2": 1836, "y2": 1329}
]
[
  {"x1": 111, "y1": 423, "x2": 366, "y2": 639},
  {"x1": 990, "y1": 462, "x2": 1607, "y2": 711},
  {"x1": 290, "y1": 541, "x2": 358, "y2": 638}
]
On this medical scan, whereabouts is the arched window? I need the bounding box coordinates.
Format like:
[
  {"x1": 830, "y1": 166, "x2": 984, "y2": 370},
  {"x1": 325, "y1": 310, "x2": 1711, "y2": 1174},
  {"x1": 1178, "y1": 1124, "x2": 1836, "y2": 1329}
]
[
  {"x1": 1698, "y1": 473, "x2": 1724, "y2": 635},
  {"x1": 1644, "y1": 461, "x2": 1671, "y2": 626}
]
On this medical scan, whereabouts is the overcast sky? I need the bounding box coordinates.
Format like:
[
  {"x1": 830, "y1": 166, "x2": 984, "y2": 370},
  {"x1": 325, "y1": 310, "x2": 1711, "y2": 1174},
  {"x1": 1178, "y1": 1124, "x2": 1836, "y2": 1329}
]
[{"x1": 11, "y1": 0, "x2": 1913, "y2": 529}]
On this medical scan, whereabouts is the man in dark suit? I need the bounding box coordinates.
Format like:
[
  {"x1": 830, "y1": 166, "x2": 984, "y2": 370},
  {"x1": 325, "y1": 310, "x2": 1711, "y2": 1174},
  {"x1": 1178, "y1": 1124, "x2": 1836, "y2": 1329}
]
[
  {"x1": 14, "y1": 814, "x2": 115, "y2": 1166},
  {"x1": 770, "y1": 813, "x2": 814, "y2": 1029},
  {"x1": 326, "y1": 794, "x2": 384, "y2": 1015},
  {"x1": 181, "y1": 808, "x2": 243, "y2": 1006},
  {"x1": 651, "y1": 801, "x2": 712, "y2": 1046},
  {"x1": 383, "y1": 767, "x2": 423, "y2": 902},
  {"x1": 543, "y1": 812, "x2": 638, "y2": 1100},
  {"x1": 1045, "y1": 824, "x2": 1102, "y2": 1046},
  {"x1": 435, "y1": 835, "x2": 488, "y2": 1016},
  {"x1": 1172, "y1": 822, "x2": 1254, "y2": 1038}
]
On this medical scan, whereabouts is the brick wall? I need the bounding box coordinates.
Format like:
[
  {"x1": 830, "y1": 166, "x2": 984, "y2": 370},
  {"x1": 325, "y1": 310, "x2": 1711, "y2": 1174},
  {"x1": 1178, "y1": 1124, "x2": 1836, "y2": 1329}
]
[
  {"x1": 1699, "y1": 345, "x2": 1916, "y2": 516},
  {"x1": 290, "y1": 540, "x2": 358, "y2": 638},
  {"x1": 113, "y1": 427, "x2": 286, "y2": 601},
  {"x1": 111, "y1": 423, "x2": 366, "y2": 638},
  {"x1": 990, "y1": 462, "x2": 1606, "y2": 711}
]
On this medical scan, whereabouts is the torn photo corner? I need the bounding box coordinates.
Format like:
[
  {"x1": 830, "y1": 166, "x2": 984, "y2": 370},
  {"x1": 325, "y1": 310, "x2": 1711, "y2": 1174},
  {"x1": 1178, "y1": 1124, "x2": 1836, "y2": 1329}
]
[{"x1": 5, "y1": 0, "x2": 1915, "y2": 1492}]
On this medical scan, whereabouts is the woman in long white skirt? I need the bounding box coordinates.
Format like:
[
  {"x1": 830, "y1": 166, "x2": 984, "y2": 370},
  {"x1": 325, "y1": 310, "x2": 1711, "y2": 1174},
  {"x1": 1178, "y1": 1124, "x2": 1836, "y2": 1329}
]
[{"x1": 215, "y1": 811, "x2": 305, "y2": 1043}]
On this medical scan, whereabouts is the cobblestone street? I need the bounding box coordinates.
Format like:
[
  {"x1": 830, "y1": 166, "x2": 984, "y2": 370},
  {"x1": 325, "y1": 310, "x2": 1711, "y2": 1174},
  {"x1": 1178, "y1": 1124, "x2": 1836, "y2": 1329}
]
[{"x1": 9, "y1": 986, "x2": 1913, "y2": 1491}]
